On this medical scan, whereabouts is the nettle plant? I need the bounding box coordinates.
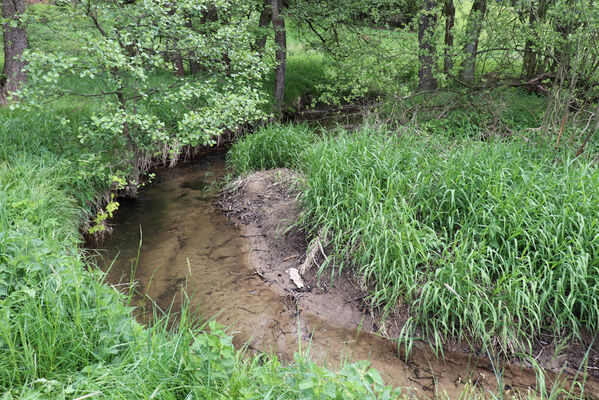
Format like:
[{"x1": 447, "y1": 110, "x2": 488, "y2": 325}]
[{"x1": 19, "y1": 0, "x2": 269, "y2": 196}]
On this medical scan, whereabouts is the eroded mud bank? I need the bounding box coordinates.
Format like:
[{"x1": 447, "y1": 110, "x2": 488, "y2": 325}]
[{"x1": 92, "y1": 153, "x2": 599, "y2": 399}]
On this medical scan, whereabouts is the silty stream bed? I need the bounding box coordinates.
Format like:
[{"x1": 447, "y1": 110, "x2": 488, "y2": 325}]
[{"x1": 91, "y1": 152, "x2": 599, "y2": 399}]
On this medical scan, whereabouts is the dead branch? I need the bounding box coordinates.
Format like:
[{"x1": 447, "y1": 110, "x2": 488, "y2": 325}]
[{"x1": 299, "y1": 228, "x2": 326, "y2": 275}]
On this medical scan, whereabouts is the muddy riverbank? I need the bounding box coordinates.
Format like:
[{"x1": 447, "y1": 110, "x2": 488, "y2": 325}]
[{"x1": 91, "y1": 152, "x2": 599, "y2": 399}]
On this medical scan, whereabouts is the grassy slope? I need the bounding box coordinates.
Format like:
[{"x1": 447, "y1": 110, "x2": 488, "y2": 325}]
[{"x1": 229, "y1": 124, "x2": 599, "y2": 361}]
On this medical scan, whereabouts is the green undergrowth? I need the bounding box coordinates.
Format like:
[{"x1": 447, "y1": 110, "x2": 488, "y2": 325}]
[
  {"x1": 262, "y1": 24, "x2": 417, "y2": 111},
  {"x1": 228, "y1": 124, "x2": 599, "y2": 360},
  {"x1": 0, "y1": 122, "x2": 402, "y2": 398},
  {"x1": 380, "y1": 88, "x2": 547, "y2": 140}
]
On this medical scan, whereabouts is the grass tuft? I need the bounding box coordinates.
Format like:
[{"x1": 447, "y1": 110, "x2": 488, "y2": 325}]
[{"x1": 227, "y1": 123, "x2": 318, "y2": 175}]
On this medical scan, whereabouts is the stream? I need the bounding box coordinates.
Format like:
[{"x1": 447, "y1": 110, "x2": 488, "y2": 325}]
[{"x1": 91, "y1": 151, "x2": 599, "y2": 399}]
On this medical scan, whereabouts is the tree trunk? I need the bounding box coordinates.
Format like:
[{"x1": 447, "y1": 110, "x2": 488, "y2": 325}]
[
  {"x1": 254, "y1": 0, "x2": 273, "y2": 55},
  {"x1": 0, "y1": 0, "x2": 28, "y2": 104},
  {"x1": 171, "y1": 50, "x2": 185, "y2": 77},
  {"x1": 521, "y1": 40, "x2": 537, "y2": 80},
  {"x1": 443, "y1": 0, "x2": 455, "y2": 74},
  {"x1": 460, "y1": 0, "x2": 487, "y2": 84},
  {"x1": 272, "y1": 0, "x2": 286, "y2": 113},
  {"x1": 186, "y1": 13, "x2": 202, "y2": 75},
  {"x1": 418, "y1": 0, "x2": 438, "y2": 91},
  {"x1": 521, "y1": 6, "x2": 537, "y2": 80}
]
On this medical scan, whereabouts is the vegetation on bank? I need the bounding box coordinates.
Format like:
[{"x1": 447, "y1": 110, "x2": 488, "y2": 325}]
[
  {"x1": 0, "y1": 111, "x2": 402, "y2": 399},
  {"x1": 228, "y1": 123, "x2": 599, "y2": 360},
  {"x1": 1, "y1": 0, "x2": 598, "y2": 398}
]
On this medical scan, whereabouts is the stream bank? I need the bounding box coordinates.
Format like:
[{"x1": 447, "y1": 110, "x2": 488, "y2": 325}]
[
  {"x1": 221, "y1": 167, "x2": 599, "y2": 399},
  {"x1": 91, "y1": 151, "x2": 599, "y2": 399}
]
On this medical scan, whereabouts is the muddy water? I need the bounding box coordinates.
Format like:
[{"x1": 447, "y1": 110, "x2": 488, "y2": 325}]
[{"x1": 92, "y1": 152, "x2": 599, "y2": 399}]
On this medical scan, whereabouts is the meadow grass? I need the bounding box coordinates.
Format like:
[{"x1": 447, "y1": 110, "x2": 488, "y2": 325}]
[{"x1": 229, "y1": 124, "x2": 599, "y2": 359}]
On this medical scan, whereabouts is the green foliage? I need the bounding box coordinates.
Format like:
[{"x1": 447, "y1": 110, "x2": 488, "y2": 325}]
[
  {"x1": 231, "y1": 124, "x2": 599, "y2": 357},
  {"x1": 17, "y1": 0, "x2": 269, "y2": 189},
  {"x1": 88, "y1": 194, "x2": 119, "y2": 234},
  {"x1": 0, "y1": 106, "x2": 126, "y2": 212},
  {"x1": 263, "y1": 53, "x2": 329, "y2": 109},
  {"x1": 0, "y1": 155, "x2": 132, "y2": 386},
  {"x1": 411, "y1": 89, "x2": 547, "y2": 139},
  {"x1": 227, "y1": 123, "x2": 317, "y2": 174}
]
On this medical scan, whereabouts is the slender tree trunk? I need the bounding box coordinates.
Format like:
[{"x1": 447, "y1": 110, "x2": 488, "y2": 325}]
[
  {"x1": 253, "y1": 0, "x2": 273, "y2": 55},
  {"x1": 521, "y1": 7, "x2": 537, "y2": 80},
  {"x1": 0, "y1": 0, "x2": 28, "y2": 104},
  {"x1": 186, "y1": 13, "x2": 202, "y2": 75},
  {"x1": 272, "y1": 0, "x2": 286, "y2": 113},
  {"x1": 171, "y1": 50, "x2": 185, "y2": 77},
  {"x1": 443, "y1": 0, "x2": 455, "y2": 74},
  {"x1": 521, "y1": 40, "x2": 537, "y2": 80},
  {"x1": 167, "y1": 8, "x2": 185, "y2": 77},
  {"x1": 460, "y1": 0, "x2": 487, "y2": 84},
  {"x1": 418, "y1": 0, "x2": 438, "y2": 91}
]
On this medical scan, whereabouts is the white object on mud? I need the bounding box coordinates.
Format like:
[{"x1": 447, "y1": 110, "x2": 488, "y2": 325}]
[{"x1": 287, "y1": 268, "x2": 305, "y2": 289}]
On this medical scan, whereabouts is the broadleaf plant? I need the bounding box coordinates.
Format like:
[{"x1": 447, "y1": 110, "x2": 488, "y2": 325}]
[{"x1": 18, "y1": 0, "x2": 270, "y2": 196}]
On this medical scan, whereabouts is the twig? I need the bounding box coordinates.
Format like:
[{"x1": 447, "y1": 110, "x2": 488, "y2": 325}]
[
  {"x1": 299, "y1": 228, "x2": 326, "y2": 275},
  {"x1": 73, "y1": 392, "x2": 102, "y2": 400}
]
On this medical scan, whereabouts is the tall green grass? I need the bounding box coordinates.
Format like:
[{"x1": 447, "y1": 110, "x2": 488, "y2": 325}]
[
  {"x1": 229, "y1": 124, "x2": 599, "y2": 357},
  {"x1": 227, "y1": 123, "x2": 317, "y2": 174},
  {"x1": 0, "y1": 146, "x2": 402, "y2": 399},
  {"x1": 302, "y1": 128, "x2": 599, "y2": 354}
]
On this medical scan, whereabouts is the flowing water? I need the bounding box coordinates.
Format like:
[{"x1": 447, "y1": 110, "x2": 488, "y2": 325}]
[{"x1": 92, "y1": 151, "x2": 599, "y2": 399}]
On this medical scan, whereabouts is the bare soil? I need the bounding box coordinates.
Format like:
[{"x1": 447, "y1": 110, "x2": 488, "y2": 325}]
[
  {"x1": 220, "y1": 168, "x2": 599, "y2": 398},
  {"x1": 220, "y1": 169, "x2": 375, "y2": 332}
]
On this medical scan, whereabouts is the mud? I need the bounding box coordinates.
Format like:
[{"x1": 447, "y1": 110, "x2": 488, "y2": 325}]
[{"x1": 92, "y1": 153, "x2": 599, "y2": 399}]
